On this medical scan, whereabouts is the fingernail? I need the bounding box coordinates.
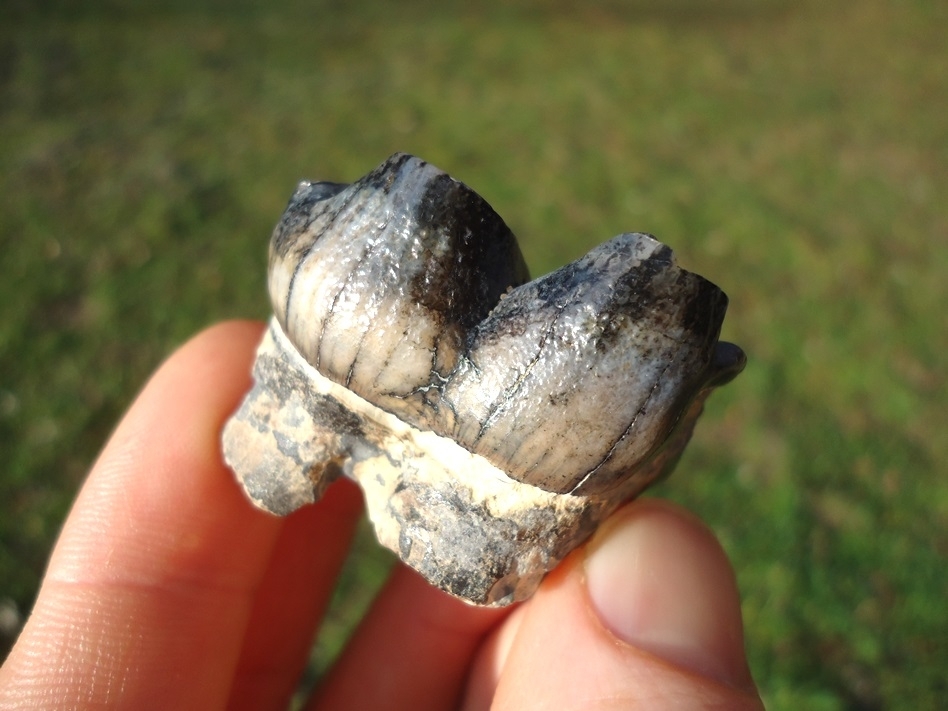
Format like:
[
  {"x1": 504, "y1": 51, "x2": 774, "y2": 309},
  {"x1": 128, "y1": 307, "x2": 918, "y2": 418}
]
[{"x1": 584, "y1": 501, "x2": 753, "y2": 689}]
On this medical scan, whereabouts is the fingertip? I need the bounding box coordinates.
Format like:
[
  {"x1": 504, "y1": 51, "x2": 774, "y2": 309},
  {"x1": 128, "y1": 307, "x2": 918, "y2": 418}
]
[
  {"x1": 489, "y1": 499, "x2": 763, "y2": 711},
  {"x1": 227, "y1": 478, "x2": 365, "y2": 710},
  {"x1": 48, "y1": 318, "x2": 273, "y2": 588},
  {"x1": 584, "y1": 499, "x2": 756, "y2": 692},
  {"x1": 461, "y1": 604, "x2": 525, "y2": 711},
  {"x1": 310, "y1": 564, "x2": 507, "y2": 711}
]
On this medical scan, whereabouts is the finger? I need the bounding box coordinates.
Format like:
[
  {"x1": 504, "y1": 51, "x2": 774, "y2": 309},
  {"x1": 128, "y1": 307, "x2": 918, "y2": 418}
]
[
  {"x1": 466, "y1": 499, "x2": 764, "y2": 711},
  {"x1": 226, "y1": 478, "x2": 363, "y2": 711},
  {"x1": 460, "y1": 605, "x2": 525, "y2": 711},
  {"x1": 307, "y1": 563, "x2": 508, "y2": 711},
  {"x1": 0, "y1": 321, "x2": 353, "y2": 710}
]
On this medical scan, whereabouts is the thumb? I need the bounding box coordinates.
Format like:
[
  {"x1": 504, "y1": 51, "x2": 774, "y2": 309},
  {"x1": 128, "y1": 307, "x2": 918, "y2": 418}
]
[{"x1": 465, "y1": 499, "x2": 763, "y2": 710}]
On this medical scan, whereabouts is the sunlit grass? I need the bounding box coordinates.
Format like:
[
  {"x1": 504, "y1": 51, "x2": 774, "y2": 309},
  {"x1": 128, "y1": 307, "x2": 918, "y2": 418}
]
[{"x1": 2, "y1": 1, "x2": 946, "y2": 707}]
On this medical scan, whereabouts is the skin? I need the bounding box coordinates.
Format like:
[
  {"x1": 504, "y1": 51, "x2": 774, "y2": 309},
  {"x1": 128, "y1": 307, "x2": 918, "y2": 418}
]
[{"x1": 0, "y1": 321, "x2": 764, "y2": 710}]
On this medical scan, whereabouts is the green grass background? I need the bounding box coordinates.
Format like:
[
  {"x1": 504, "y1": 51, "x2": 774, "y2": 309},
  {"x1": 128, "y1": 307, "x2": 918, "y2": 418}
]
[{"x1": 2, "y1": 0, "x2": 946, "y2": 707}]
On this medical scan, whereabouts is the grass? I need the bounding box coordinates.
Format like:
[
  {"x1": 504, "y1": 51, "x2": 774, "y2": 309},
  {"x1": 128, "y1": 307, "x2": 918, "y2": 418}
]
[{"x1": 2, "y1": 0, "x2": 946, "y2": 707}]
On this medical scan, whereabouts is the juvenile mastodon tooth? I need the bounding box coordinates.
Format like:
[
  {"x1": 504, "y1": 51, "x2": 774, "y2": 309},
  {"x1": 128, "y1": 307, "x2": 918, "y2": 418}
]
[{"x1": 222, "y1": 153, "x2": 745, "y2": 606}]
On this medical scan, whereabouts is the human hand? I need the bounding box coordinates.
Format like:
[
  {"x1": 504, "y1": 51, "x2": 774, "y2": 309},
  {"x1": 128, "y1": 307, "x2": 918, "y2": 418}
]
[{"x1": 0, "y1": 322, "x2": 764, "y2": 710}]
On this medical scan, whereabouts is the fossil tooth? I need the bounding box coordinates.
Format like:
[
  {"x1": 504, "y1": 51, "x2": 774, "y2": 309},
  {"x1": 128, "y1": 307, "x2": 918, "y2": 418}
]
[{"x1": 222, "y1": 153, "x2": 745, "y2": 606}]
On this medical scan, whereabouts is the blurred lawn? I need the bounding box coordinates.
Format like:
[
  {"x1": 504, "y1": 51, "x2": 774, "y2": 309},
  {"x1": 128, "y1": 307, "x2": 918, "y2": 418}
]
[{"x1": 1, "y1": 0, "x2": 946, "y2": 707}]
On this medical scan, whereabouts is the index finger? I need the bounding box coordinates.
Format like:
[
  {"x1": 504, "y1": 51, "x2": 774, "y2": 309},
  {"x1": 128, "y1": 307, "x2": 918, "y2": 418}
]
[{"x1": 0, "y1": 321, "x2": 361, "y2": 710}]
